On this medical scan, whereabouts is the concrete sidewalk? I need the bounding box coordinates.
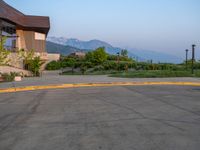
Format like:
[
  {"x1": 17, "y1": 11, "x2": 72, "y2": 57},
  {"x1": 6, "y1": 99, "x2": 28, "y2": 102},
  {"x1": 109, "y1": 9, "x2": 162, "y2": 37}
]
[{"x1": 0, "y1": 71, "x2": 200, "y2": 89}]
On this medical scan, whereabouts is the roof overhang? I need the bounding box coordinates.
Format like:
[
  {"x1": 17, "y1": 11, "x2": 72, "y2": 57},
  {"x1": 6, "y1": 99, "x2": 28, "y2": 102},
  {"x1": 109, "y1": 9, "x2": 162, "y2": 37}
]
[{"x1": 0, "y1": 0, "x2": 50, "y2": 35}]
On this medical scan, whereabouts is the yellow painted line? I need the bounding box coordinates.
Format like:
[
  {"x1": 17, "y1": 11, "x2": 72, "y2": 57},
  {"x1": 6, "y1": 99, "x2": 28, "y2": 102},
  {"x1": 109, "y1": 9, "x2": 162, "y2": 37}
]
[{"x1": 0, "y1": 82, "x2": 200, "y2": 93}]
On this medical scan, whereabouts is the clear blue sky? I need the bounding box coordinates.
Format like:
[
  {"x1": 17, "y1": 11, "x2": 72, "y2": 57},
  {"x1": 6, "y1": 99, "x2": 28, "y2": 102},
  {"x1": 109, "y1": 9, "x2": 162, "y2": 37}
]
[{"x1": 5, "y1": 0, "x2": 200, "y2": 57}]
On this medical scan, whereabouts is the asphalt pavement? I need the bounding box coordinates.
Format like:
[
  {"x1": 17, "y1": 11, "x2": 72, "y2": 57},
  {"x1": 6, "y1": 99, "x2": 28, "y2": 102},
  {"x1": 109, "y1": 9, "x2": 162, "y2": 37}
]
[
  {"x1": 0, "y1": 85, "x2": 200, "y2": 150},
  {"x1": 0, "y1": 71, "x2": 200, "y2": 89}
]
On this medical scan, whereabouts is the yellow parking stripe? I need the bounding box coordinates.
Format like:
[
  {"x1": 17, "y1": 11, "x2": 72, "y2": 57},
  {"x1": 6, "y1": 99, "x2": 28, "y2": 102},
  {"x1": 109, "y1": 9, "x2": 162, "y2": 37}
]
[{"x1": 0, "y1": 82, "x2": 200, "y2": 93}]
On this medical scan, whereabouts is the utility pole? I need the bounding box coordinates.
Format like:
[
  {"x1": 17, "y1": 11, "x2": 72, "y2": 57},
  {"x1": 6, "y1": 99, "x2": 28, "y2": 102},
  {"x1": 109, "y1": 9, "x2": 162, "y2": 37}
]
[
  {"x1": 185, "y1": 49, "x2": 189, "y2": 69},
  {"x1": 191, "y1": 44, "x2": 196, "y2": 74}
]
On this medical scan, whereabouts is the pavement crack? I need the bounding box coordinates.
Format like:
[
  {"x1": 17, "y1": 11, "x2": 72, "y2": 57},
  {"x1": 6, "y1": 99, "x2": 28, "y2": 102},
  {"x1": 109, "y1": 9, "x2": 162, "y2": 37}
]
[
  {"x1": 0, "y1": 91, "x2": 47, "y2": 134},
  {"x1": 126, "y1": 87, "x2": 200, "y2": 117},
  {"x1": 96, "y1": 95, "x2": 146, "y2": 119}
]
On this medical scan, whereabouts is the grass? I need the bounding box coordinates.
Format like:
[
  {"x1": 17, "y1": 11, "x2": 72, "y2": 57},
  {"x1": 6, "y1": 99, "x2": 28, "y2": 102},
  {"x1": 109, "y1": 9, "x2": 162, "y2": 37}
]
[
  {"x1": 61, "y1": 69, "x2": 200, "y2": 78},
  {"x1": 61, "y1": 70, "x2": 121, "y2": 75},
  {"x1": 109, "y1": 70, "x2": 200, "y2": 78}
]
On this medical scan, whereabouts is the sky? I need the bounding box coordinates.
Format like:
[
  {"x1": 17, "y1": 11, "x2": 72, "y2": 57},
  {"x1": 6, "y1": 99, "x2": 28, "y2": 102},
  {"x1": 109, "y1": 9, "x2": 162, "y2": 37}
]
[{"x1": 5, "y1": 0, "x2": 200, "y2": 57}]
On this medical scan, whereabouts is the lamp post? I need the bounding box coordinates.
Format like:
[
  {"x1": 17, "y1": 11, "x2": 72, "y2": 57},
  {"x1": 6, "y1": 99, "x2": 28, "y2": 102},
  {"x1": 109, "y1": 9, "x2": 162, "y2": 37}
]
[
  {"x1": 0, "y1": 20, "x2": 2, "y2": 51},
  {"x1": 185, "y1": 49, "x2": 189, "y2": 69},
  {"x1": 117, "y1": 52, "x2": 120, "y2": 71},
  {"x1": 191, "y1": 44, "x2": 196, "y2": 74}
]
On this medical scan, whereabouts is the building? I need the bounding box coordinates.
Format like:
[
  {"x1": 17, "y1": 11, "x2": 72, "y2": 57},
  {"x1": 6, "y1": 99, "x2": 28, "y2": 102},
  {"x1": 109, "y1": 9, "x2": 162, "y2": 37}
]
[
  {"x1": 0, "y1": 0, "x2": 59, "y2": 69},
  {"x1": 69, "y1": 52, "x2": 86, "y2": 58}
]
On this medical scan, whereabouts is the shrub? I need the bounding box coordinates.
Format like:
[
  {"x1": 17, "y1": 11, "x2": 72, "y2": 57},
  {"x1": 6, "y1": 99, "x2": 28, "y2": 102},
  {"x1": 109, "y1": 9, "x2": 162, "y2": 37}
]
[
  {"x1": 80, "y1": 65, "x2": 87, "y2": 75},
  {"x1": 93, "y1": 65, "x2": 104, "y2": 71},
  {"x1": 0, "y1": 37, "x2": 10, "y2": 65},
  {"x1": 27, "y1": 57, "x2": 44, "y2": 76},
  {"x1": 46, "y1": 61, "x2": 61, "y2": 70},
  {"x1": 103, "y1": 61, "x2": 118, "y2": 70},
  {"x1": 85, "y1": 47, "x2": 108, "y2": 65},
  {"x1": 0, "y1": 72, "x2": 20, "y2": 82}
]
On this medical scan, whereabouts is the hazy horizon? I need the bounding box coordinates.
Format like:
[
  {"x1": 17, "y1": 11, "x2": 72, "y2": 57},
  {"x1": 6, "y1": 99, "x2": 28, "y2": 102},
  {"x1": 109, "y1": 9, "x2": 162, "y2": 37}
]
[{"x1": 5, "y1": 0, "x2": 200, "y2": 58}]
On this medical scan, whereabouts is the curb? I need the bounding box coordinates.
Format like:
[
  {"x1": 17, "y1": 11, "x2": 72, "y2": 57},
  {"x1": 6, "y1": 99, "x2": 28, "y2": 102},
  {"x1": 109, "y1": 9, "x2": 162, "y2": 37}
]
[{"x1": 0, "y1": 82, "x2": 200, "y2": 93}]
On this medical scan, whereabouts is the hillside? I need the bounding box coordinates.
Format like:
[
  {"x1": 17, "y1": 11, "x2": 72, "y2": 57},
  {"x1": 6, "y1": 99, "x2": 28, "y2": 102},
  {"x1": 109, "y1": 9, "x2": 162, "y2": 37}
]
[
  {"x1": 47, "y1": 37, "x2": 183, "y2": 63},
  {"x1": 47, "y1": 37, "x2": 141, "y2": 60},
  {"x1": 46, "y1": 41, "x2": 89, "y2": 56}
]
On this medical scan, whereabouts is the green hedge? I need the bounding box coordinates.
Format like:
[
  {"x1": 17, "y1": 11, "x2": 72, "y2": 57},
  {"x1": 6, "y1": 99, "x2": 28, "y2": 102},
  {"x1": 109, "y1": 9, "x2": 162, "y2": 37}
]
[
  {"x1": 46, "y1": 61, "x2": 61, "y2": 70},
  {"x1": 110, "y1": 70, "x2": 200, "y2": 78}
]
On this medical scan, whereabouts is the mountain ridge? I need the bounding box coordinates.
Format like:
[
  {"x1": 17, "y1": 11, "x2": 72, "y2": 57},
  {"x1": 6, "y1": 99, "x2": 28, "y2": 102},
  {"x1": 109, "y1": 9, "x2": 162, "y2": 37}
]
[
  {"x1": 46, "y1": 41, "x2": 90, "y2": 55},
  {"x1": 47, "y1": 37, "x2": 183, "y2": 63}
]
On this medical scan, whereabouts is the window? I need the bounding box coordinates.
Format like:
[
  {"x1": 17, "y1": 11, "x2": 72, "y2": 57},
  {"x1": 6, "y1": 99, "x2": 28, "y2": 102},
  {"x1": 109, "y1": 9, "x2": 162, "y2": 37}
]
[{"x1": 35, "y1": 32, "x2": 45, "y2": 40}]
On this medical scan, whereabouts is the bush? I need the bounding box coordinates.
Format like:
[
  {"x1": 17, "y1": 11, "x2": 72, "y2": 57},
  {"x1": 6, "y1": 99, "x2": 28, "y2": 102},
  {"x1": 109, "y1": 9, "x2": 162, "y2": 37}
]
[
  {"x1": 80, "y1": 65, "x2": 87, "y2": 75},
  {"x1": 0, "y1": 72, "x2": 20, "y2": 82},
  {"x1": 85, "y1": 47, "x2": 108, "y2": 65},
  {"x1": 110, "y1": 70, "x2": 200, "y2": 78},
  {"x1": 103, "y1": 61, "x2": 118, "y2": 70},
  {"x1": 0, "y1": 37, "x2": 10, "y2": 65},
  {"x1": 93, "y1": 65, "x2": 104, "y2": 71},
  {"x1": 46, "y1": 61, "x2": 61, "y2": 70},
  {"x1": 27, "y1": 57, "x2": 44, "y2": 76}
]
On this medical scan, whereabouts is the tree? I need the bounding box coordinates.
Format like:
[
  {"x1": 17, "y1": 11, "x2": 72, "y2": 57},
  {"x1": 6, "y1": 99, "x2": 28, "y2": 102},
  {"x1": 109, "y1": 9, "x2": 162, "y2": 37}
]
[
  {"x1": 80, "y1": 63, "x2": 87, "y2": 75},
  {"x1": 121, "y1": 49, "x2": 128, "y2": 57},
  {"x1": 85, "y1": 51, "x2": 95, "y2": 63},
  {"x1": 0, "y1": 37, "x2": 10, "y2": 65},
  {"x1": 93, "y1": 47, "x2": 108, "y2": 65},
  {"x1": 66, "y1": 58, "x2": 76, "y2": 74}
]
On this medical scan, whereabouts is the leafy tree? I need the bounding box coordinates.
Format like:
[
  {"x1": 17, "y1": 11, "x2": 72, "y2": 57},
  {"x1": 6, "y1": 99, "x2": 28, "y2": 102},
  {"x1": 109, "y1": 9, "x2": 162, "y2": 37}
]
[
  {"x1": 85, "y1": 51, "x2": 95, "y2": 63},
  {"x1": 80, "y1": 63, "x2": 87, "y2": 75},
  {"x1": 93, "y1": 47, "x2": 108, "y2": 65},
  {"x1": 46, "y1": 61, "x2": 61, "y2": 70},
  {"x1": 107, "y1": 55, "x2": 118, "y2": 61},
  {"x1": 66, "y1": 58, "x2": 76, "y2": 73},
  {"x1": 0, "y1": 37, "x2": 10, "y2": 65},
  {"x1": 121, "y1": 49, "x2": 128, "y2": 57}
]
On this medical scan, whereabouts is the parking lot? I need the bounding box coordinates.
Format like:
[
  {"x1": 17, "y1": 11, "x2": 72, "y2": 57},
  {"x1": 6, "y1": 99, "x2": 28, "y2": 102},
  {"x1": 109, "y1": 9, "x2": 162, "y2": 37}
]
[{"x1": 0, "y1": 84, "x2": 200, "y2": 150}]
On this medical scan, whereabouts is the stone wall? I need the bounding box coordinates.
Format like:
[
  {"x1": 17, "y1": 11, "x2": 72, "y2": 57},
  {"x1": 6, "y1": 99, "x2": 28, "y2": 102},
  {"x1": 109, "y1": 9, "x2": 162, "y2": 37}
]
[
  {"x1": 5, "y1": 52, "x2": 60, "y2": 71},
  {"x1": 0, "y1": 66, "x2": 32, "y2": 76},
  {"x1": 7, "y1": 53, "x2": 23, "y2": 69}
]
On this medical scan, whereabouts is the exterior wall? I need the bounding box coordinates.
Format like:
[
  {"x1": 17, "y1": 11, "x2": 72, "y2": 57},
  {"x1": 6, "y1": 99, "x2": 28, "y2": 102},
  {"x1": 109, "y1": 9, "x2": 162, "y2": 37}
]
[
  {"x1": 0, "y1": 66, "x2": 32, "y2": 76},
  {"x1": 6, "y1": 52, "x2": 60, "y2": 71},
  {"x1": 47, "y1": 53, "x2": 60, "y2": 61},
  {"x1": 7, "y1": 52, "x2": 23, "y2": 69},
  {"x1": 69, "y1": 52, "x2": 86, "y2": 58},
  {"x1": 16, "y1": 30, "x2": 46, "y2": 53},
  {"x1": 40, "y1": 53, "x2": 61, "y2": 70}
]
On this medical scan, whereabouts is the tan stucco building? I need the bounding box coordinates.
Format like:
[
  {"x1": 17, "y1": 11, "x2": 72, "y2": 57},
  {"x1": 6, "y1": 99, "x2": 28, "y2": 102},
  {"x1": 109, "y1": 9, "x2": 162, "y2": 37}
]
[{"x1": 0, "y1": 0, "x2": 60, "y2": 70}]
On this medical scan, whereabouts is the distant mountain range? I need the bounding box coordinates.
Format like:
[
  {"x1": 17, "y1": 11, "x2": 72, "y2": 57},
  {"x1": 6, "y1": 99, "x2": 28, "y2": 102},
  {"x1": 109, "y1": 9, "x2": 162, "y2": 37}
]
[
  {"x1": 46, "y1": 41, "x2": 89, "y2": 55},
  {"x1": 46, "y1": 37, "x2": 183, "y2": 63}
]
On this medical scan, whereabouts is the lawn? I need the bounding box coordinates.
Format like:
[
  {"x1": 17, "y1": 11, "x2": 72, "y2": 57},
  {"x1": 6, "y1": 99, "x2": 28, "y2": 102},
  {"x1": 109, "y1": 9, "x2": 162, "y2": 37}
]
[{"x1": 109, "y1": 70, "x2": 200, "y2": 78}]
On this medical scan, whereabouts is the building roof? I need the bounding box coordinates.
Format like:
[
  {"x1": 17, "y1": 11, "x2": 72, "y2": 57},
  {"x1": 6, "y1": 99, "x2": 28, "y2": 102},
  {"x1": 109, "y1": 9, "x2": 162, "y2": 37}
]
[{"x1": 0, "y1": 0, "x2": 50, "y2": 34}]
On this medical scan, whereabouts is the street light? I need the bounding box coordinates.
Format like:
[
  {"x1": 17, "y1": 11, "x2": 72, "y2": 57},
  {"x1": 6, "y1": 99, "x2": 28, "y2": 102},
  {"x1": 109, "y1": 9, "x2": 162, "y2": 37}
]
[
  {"x1": 117, "y1": 52, "x2": 120, "y2": 71},
  {"x1": 0, "y1": 20, "x2": 2, "y2": 51},
  {"x1": 185, "y1": 49, "x2": 189, "y2": 69},
  {"x1": 191, "y1": 44, "x2": 196, "y2": 74}
]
